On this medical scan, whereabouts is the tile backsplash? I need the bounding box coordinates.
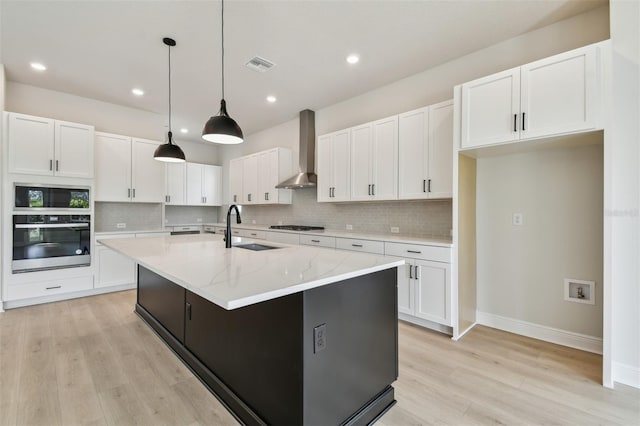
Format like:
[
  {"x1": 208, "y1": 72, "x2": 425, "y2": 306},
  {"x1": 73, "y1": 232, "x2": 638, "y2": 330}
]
[
  {"x1": 235, "y1": 189, "x2": 452, "y2": 238},
  {"x1": 165, "y1": 205, "x2": 220, "y2": 225},
  {"x1": 95, "y1": 202, "x2": 163, "y2": 232}
]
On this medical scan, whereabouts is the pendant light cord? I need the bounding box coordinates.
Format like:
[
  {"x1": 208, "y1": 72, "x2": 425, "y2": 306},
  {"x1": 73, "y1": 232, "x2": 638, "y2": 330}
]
[
  {"x1": 168, "y1": 41, "x2": 172, "y2": 134},
  {"x1": 221, "y1": 0, "x2": 225, "y2": 100}
]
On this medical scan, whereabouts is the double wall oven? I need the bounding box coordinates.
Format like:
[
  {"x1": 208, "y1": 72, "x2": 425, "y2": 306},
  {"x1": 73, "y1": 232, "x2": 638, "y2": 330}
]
[{"x1": 12, "y1": 184, "x2": 91, "y2": 273}]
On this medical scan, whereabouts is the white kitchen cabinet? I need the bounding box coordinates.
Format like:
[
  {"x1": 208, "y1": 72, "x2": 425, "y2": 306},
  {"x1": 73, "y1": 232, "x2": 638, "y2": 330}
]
[
  {"x1": 398, "y1": 101, "x2": 453, "y2": 200},
  {"x1": 233, "y1": 148, "x2": 291, "y2": 205},
  {"x1": 299, "y1": 234, "x2": 336, "y2": 249},
  {"x1": 8, "y1": 112, "x2": 94, "y2": 178},
  {"x1": 385, "y1": 242, "x2": 452, "y2": 327},
  {"x1": 95, "y1": 133, "x2": 165, "y2": 202},
  {"x1": 350, "y1": 116, "x2": 398, "y2": 201},
  {"x1": 95, "y1": 244, "x2": 136, "y2": 288},
  {"x1": 165, "y1": 162, "x2": 186, "y2": 205},
  {"x1": 229, "y1": 157, "x2": 243, "y2": 204},
  {"x1": 187, "y1": 163, "x2": 222, "y2": 206},
  {"x1": 317, "y1": 129, "x2": 350, "y2": 202},
  {"x1": 461, "y1": 43, "x2": 599, "y2": 149}
]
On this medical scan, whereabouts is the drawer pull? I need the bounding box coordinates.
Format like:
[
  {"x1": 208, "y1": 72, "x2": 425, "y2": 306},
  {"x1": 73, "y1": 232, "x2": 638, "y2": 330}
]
[
  {"x1": 311, "y1": 239, "x2": 320, "y2": 243},
  {"x1": 407, "y1": 250, "x2": 422, "y2": 254},
  {"x1": 351, "y1": 244, "x2": 363, "y2": 248},
  {"x1": 46, "y1": 286, "x2": 62, "y2": 290},
  {"x1": 251, "y1": 233, "x2": 257, "y2": 236}
]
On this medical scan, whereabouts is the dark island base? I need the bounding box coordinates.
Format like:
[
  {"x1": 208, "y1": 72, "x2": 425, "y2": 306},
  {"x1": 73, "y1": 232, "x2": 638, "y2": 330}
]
[{"x1": 135, "y1": 265, "x2": 398, "y2": 425}]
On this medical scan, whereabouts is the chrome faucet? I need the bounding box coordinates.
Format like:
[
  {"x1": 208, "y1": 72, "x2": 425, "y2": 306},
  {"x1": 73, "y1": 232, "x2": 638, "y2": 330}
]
[{"x1": 225, "y1": 204, "x2": 242, "y2": 248}]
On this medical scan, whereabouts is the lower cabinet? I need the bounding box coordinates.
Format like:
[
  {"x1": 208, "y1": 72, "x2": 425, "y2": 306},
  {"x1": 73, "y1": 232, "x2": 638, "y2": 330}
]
[{"x1": 95, "y1": 244, "x2": 136, "y2": 288}]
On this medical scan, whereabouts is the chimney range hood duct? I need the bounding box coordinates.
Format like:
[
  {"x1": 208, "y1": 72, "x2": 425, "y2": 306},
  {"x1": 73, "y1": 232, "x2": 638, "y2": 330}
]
[{"x1": 276, "y1": 109, "x2": 317, "y2": 189}]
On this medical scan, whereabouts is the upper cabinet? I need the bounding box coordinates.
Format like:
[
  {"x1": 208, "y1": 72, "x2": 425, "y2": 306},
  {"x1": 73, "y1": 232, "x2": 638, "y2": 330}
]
[
  {"x1": 350, "y1": 116, "x2": 398, "y2": 201},
  {"x1": 398, "y1": 100, "x2": 453, "y2": 200},
  {"x1": 165, "y1": 162, "x2": 186, "y2": 205},
  {"x1": 460, "y1": 43, "x2": 600, "y2": 150},
  {"x1": 317, "y1": 130, "x2": 351, "y2": 202},
  {"x1": 230, "y1": 147, "x2": 293, "y2": 205},
  {"x1": 7, "y1": 112, "x2": 94, "y2": 178},
  {"x1": 95, "y1": 132, "x2": 165, "y2": 202},
  {"x1": 186, "y1": 163, "x2": 222, "y2": 206},
  {"x1": 318, "y1": 100, "x2": 453, "y2": 203}
]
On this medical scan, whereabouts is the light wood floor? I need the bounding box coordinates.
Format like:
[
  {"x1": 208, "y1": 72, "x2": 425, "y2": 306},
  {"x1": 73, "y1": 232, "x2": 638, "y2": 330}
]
[{"x1": 0, "y1": 290, "x2": 638, "y2": 426}]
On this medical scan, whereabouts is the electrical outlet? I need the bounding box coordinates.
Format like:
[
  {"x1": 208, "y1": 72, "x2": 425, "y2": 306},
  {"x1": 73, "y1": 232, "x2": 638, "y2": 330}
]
[
  {"x1": 346, "y1": 224, "x2": 353, "y2": 230},
  {"x1": 196, "y1": 218, "x2": 202, "y2": 222},
  {"x1": 391, "y1": 227, "x2": 400, "y2": 233},
  {"x1": 313, "y1": 323, "x2": 327, "y2": 353},
  {"x1": 512, "y1": 213, "x2": 523, "y2": 226},
  {"x1": 116, "y1": 223, "x2": 126, "y2": 229}
]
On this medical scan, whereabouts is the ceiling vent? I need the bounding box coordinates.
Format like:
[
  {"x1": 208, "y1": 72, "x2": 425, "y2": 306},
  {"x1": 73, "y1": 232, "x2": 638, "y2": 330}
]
[{"x1": 245, "y1": 56, "x2": 276, "y2": 73}]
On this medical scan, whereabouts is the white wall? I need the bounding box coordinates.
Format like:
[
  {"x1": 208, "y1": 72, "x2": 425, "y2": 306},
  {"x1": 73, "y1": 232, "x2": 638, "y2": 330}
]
[
  {"x1": 608, "y1": 0, "x2": 640, "y2": 389},
  {"x1": 5, "y1": 82, "x2": 220, "y2": 165},
  {"x1": 476, "y1": 139, "x2": 604, "y2": 338},
  {"x1": 0, "y1": 64, "x2": 5, "y2": 309}
]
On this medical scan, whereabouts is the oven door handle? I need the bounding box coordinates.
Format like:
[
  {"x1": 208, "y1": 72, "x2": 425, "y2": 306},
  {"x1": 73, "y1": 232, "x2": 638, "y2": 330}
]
[{"x1": 15, "y1": 223, "x2": 90, "y2": 229}]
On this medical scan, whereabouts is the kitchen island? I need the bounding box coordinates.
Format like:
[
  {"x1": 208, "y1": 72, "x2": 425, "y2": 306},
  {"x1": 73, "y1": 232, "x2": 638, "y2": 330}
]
[{"x1": 100, "y1": 233, "x2": 403, "y2": 425}]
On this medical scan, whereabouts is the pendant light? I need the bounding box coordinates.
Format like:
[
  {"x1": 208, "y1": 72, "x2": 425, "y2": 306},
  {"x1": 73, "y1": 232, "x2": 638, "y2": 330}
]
[
  {"x1": 154, "y1": 37, "x2": 186, "y2": 162},
  {"x1": 202, "y1": 0, "x2": 244, "y2": 144}
]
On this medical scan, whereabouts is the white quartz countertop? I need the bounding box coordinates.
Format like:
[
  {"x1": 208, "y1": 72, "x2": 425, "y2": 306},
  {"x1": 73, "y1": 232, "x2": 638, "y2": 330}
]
[
  {"x1": 99, "y1": 234, "x2": 404, "y2": 310},
  {"x1": 207, "y1": 223, "x2": 453, "y2": 247}
]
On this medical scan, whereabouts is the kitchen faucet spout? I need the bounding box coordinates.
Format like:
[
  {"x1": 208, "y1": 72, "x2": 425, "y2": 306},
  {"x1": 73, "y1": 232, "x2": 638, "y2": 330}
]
[{"x1": 225, "y1": 204, "x2": 242, "y2": 248}]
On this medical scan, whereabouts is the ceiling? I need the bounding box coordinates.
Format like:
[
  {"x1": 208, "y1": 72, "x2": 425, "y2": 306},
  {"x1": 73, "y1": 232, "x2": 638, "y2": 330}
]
[{"x1": 0, "y1": 0, "x2": 606, "y2": 144}]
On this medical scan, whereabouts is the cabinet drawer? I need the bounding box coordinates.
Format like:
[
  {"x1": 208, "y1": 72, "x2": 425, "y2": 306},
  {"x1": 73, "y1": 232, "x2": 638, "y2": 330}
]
[
  {"x1": 214, "y1": 227, "x2": 226, "y2": 234},
  {"x1": 336, "y1": 237, "x2": 384, "y2": 254},
  {"x1": 7, "y1": 275, "x2": 94, "y2": 301},
  {"x1": 240, "y1": 229, "x2": 266, "y2": 240},
  {"x1": 172, "y1": 226, "x2": 201, "y2": 232},
  {"x1": 203, "y1": 226, "x2": 215, "y2": 233},
  {"x1": 300, "y1": 234, "x2": 336, "y2": 249},
  {"x1": 384, "y1": 242, "x2": 451, "y2": 263},
  {"x1": 265, "y1": 231, "x2": 300, "y2": 245}
]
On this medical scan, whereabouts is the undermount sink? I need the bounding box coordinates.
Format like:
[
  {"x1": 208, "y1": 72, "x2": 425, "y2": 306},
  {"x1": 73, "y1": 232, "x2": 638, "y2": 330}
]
[{"x1": 235, "y1": 243, "x2": 280, "y2": 251}]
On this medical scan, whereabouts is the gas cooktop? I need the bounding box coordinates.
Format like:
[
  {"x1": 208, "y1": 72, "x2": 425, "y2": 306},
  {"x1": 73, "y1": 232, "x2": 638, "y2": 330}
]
[{"x1": 269, "y1": 225, "x2": 325, "y2": 231}]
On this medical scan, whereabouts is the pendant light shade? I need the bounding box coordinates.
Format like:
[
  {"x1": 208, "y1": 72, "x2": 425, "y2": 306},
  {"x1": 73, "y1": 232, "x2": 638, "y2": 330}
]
[
  {"x1": 154, "y1": 37, "x2": 186, "y2": 162},
  {"x1": 202, "y1": 0, "x2": 243, "y2": 144}
]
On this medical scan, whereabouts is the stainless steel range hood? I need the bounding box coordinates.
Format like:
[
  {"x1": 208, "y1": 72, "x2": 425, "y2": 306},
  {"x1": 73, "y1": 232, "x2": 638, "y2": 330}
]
[{"x1": 276, "y1": 109, "x2": 317, "y2": 189}]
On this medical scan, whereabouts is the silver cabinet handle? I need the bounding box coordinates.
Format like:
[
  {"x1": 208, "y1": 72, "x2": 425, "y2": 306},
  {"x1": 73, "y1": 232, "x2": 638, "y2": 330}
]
[
  {"x1": 132, "y1": 188, "x2": 136, "y2": 198},
  {"x1": 49, "y1": 160, "x2": 53, "y2": 171},
  {"x1": 46, "y1": 285, "x2": 62, "y2": 290},
  {"x1": 351, "y1": 244, "x2": 363, "y2": 247},
  {"x1": 409, "y1": 265, "x2": 413, "y2": 279},
  {"x1": 55, "y1": 160, "x2": 59, "y2": 171},
  {"x1": 128, "y1": 188, "x2": 131, "y2": 198}
]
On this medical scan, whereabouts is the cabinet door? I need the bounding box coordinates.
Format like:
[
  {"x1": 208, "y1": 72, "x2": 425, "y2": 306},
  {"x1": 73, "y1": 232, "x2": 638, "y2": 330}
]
[
  {"x1": 350, "y1": 123, "x2": 373, "y2": 201},
  {"x1": 95, "y1": 245, "x2": 136, "y2": 288},
  {"x1": 331, "y1": 130, "x2": 351, "y2": 201},
  {"x1": 95, "y1": 133, "x2": 132, "y2": 202},
  {"x1": 414, "y1": 260, "x2": 451, "y2": 326},
  {"x1": 54, "y1": 120, "x2": 94, "y2": 178},
  {"x1": 316, "y1": 134, "x2": 333, "y2": 202},
  {"x1": 371, "y1": 116, "x2": 398, "y2": 200},
  {"x1": 131, "y1": 138, "x2": 166, "y2": 203},
  {"x1": 242, "y1": 155, "x2": 259, "y2": 204},
  {"x1": 461, "y1": 67, "x2": 520, "y2": 149},
  {"x1": 165, "y1": 162, "x2": 186, "y2": 205},
  {"x1": 427, "y1": 101, "x2": 453, "y2": 198},
  {"x1": 520, "y1": 45, "x2": 597, "y2": 139},
  {"x1": 186, "y1": 162, "x2": 204, "y2": 205},
  {"x1": 398, "y1": 107, "x2": 429, "y2": 200},
  {"x1": 258, "y1": 150, "x2": 276, "y2": 204},
  {"x1": 202, "y1": 164, "x2": 222, "y2": 206},
  {"x1": 8, "y1": 113, "x2": 55, "y2": 176},
  {"x1": 229, "y1": 158, "x2": 243, "y2": 204}
]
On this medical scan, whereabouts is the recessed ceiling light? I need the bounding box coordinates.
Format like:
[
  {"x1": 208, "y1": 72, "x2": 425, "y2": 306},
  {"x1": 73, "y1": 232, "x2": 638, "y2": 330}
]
[
  {"x1": 30, "y1": 62, "x2": 47, "y2": 71},
  {"x1": 180, "y1": 128, "x2": 189, "y2": 134},
  {"x1": 131, "y1": 88, "x2": 144, "y2": 96},
  {"x1": 266, "y1": 95, "x2": 277, "y2": 103},
  {"x1": 346, "y1": 54, "x2": 359, "y2": 64}
]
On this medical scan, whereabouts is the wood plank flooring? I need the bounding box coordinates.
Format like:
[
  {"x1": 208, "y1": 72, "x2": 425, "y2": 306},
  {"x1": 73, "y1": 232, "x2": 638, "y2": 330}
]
[{"x1": 0, "y1": 290, "x2": 638, "y2": 426}]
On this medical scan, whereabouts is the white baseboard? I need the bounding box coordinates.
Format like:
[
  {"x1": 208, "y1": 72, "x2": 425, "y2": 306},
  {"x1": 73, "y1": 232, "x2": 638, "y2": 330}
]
[
  {"x1": 476, "y1": 311, "x2": 603, "y2": 354},
  {"x1": 3, "y1": 283, "x2": 136, "y2": 309},
  {"x1": 613, "y1": 362, "x2": 640, "y2": 389},
  {"x1": 399, "y1": 313, "x2": 453, "y2": 336},
  {"x1": 453, "y1": 321, "x2": 477, "y2": 341}
]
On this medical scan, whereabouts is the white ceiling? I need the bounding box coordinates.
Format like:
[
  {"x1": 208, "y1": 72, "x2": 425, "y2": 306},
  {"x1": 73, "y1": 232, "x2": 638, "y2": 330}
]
[{"x1": 0, "y1": 0, "x2": 606, "y2": 143}]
